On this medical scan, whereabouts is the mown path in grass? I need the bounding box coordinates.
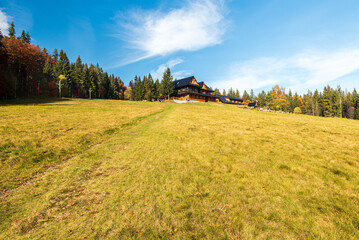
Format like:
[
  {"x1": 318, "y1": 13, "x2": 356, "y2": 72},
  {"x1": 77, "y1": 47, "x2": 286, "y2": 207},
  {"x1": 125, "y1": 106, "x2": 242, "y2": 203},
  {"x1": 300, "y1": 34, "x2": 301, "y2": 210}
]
[{"x1": 1, "y1": 100, "x2": 359, "y2": 239}]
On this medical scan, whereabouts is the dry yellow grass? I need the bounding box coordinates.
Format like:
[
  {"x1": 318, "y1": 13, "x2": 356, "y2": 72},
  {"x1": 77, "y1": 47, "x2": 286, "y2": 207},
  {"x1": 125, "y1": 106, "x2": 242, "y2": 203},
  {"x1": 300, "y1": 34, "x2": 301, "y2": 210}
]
[{"x1": 0, "y1": 99, "x2": 359, "y2": 239}]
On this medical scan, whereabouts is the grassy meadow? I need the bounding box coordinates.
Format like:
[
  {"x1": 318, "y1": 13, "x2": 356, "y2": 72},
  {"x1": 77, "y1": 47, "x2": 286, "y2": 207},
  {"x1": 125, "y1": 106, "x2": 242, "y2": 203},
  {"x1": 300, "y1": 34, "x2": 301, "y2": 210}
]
[{"x1": 0, "y1": 99, "x2": 359, "y2": 239}]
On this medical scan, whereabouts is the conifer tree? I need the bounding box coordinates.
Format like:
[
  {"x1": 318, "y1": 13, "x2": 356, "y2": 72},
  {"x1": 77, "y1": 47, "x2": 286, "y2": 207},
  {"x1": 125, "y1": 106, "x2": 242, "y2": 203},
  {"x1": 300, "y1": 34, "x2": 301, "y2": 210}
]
[
  {"x1": 128, "y1": 80, "x2": 135, "y2": 100},
  {"x1": 8, "y1": 21, "x2": 15, "y2": 37},
  {"x1": 256, "y1": 90, "x2": 266, "y2": 107},
  {"x1": 19, "y1": 30, "x2": 26, "y2": 42},
  {"x1": 265, "y1": 91, "x2": 273, "y2": 107},
  {"x1": 250, "y1": 89, "x2": 254, "y2": 101},
  {"x1": 25, "y1": 31, "x2": 31, "y2": 44},
  {"x1": 288, "y1": 90, "x2": 293, "y2": 112},
  {"x1": 143, "y1": 75, "x2": 151, "y2": 101},
  {"x1": 222, "y1": 89, "x2": 226, "y2": 96},
  {"x1": 73, "y1": 56, "x2": 83, "y2": 97},
  {"x1": 43, "y1": 59, "x2": 54, "y2": 81},
  {"x1": 153, "y1": 79, "x2": 160, "y2": 100},
  {"x1": 322, "y1": 86, "x2": 333, "y2": 117},
  {"x1": 242, "y1": 90, "x2": 250, "y2": 102},
  {"x1": 160, "y1": 68, "x2": 174, "y2": 100},
  {"x1": 147, "y1": 73, "x2": 154, "y2": 101},
  {"x1": 53, "y1": 49, "x2": 59, "y2": 62}
]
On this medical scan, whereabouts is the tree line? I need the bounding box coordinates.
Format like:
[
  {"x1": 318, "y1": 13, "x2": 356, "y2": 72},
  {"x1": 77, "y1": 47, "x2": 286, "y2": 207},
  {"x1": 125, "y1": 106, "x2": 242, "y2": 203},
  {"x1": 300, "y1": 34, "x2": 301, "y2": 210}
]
[
  {"x1": 127, "y1": 67, "x2": 175, "y2": 101},
  {"x1": 0, "y1": 21, "x2": 126, "y2": 99},
  {"x1": 218, "y1": 85, "x2": 359, "y2": 120}
]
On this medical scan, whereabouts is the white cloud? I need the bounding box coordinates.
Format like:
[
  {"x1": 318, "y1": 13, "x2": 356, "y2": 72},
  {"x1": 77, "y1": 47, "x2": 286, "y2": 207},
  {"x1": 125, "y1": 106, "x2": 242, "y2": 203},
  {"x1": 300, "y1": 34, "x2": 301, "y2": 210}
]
[
  {"x1": 150, "y1": 58, "x2": 191, "y2": 80},
  {"x1": 114, "y1": 0, "x2": 226, "y2": 64},
  {"x1": 0, "y1": 9, "x2": 10, "y2": 35},
  {"x1": 214, "y1": 48, "x2": 359, "y2": 93}
]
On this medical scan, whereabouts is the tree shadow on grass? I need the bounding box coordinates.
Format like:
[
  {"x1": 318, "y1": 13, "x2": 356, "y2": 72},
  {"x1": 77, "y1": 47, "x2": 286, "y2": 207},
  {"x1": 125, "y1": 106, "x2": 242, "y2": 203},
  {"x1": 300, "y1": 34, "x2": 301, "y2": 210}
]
[{"x1": 0, "y1": 97, "x2": 72, "y2": 106}]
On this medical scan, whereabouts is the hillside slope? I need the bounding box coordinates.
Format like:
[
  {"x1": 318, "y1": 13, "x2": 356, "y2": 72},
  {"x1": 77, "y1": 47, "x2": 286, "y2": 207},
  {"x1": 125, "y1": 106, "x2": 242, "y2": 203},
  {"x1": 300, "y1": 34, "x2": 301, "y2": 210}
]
[{"x1": 1, "y1": 99, "x2": 359, "y2": 239}]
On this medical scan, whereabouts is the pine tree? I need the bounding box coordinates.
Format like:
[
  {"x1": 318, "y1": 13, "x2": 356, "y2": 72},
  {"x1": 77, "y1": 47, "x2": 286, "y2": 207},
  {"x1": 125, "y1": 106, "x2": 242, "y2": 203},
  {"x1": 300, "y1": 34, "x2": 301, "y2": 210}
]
[
  {"x1": 25, "y1": 31, "x2": 31, "y2": 44},
  {"x1": 250, "y1": 89, "x2": 254, "y2": 101},
  {"x1": 43, "y1": 58, "x2": 54, "y2": 81},
  {"x1": 53, "y1": 49, "x2": 59, "y2": 62},
  {"x1": 265, "y1": 91, "x2": 273, "y2": 107},
  {"x1": 143, "y1": 75, "x2": 151, "y2": 101},
  {"x1": 352, "y1": 89, "x2": 359, "y2": 119},
  {"x1": 287, "y1": 90, "x2": 293, "y2": 112},
  {"x1": 242, "y1": 90, "x2": 250, "y2": 102},
  {"x1": 147, "y1": 73, "x2": 154, "y2": 101},
  {"x1": 153, "y1": 79, "x2": 160, "y2": 100},
  {"x1": 332, "y1": 87, "x2": 342, "y2": 117},
  {"x1": 19, "y1": 30, "x2": 26, "y2": 42},
  {"x1": 235, "y1": 89, "x2": 240, "y2": 98},
  {"x1": 73, "y1": 56, "x2": 83, "y2": 97},
  {"x1": 313, "y1": 90, "x2": 320, "y2": 116},
  {"x1": 322, "y1": 86, "x2": 333, "y2": 117},
  {"x1": 128, "y1": 80, "x2": 135, "y2": 100},
  {"x1": 160, "y1": 68, "x2": 174, "y2": 100},
  {"x1": 82, "y1": 64, "x2": 90, "y2": 96},
  {"x1": 256, "y1": 90, "x2": 266, "y2": 107},
  {"x1": 228, "y1": 87, "x2": 234, "y2": 97},
  {"x1": 222, "y1": 89, "x2": 226, "y2": 96},
  {"x1": 8, "y1": 21, "x2": 15, "y2": 37}
]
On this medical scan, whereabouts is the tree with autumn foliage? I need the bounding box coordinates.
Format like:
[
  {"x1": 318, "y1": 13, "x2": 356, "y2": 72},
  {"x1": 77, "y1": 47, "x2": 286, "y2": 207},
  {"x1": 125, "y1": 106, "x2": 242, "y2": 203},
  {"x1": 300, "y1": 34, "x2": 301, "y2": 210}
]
[
  {"x1": 270, "y1": 85, "x2": 288, "y2": 110},
  {"x1": 2, "y1": 36, "x2": 50, "y2": 97}
]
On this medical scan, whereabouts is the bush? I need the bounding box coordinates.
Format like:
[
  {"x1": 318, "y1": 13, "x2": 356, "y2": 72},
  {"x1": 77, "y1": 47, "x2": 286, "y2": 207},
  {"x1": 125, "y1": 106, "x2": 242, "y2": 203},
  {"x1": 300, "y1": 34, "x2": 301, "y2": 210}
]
[{"x1": 294, "y1": 107, "x2": 302, "y2": 114}]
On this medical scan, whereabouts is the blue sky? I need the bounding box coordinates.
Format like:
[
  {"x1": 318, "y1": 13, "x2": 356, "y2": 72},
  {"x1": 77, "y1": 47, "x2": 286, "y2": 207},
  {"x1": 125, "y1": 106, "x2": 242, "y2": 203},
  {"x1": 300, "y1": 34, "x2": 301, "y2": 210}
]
[{"x1": 1, "y1": 0, "x2": 359, "y2": 94}]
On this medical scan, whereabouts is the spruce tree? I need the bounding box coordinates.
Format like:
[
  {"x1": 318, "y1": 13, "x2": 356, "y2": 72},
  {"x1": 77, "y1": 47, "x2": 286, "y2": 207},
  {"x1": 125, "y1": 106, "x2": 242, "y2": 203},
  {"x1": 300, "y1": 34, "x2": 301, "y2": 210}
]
[
  {"x1": 242, "y1": 90, "x2": 250, "y2": 102},
  {"x1": 160, "y1": 68, "x2": 174, "y2": 100},
  {"x1": 53, "y1": 49, "x2": 59, "y2": 62},
  {"x1": 250, "y1": 89, "x2": 254, "y2": 101},
  {"x1": 143, "y1": 75, "x2": 151, "y2": 101},
  {"x1": 154, "y1": 79, "x2": 160, "y2": 100},
  {"x1": 147, "y1": 73, "x2": 154, "y2": 101},
  {"x1": 25, "y1": 31, "x2": 31, "y2": 43},
  {"x1": 322, "y1": 86, "x2": 333, "y2": 117},
  {"x1": 20, "y1": 30, "x2": 26, "y2": 42},
  {"x1": 73, "y1": 56, "x2": 83, "y2": 97},
  {"x1": 288, "y1": 90, "x2": 293, "y2": 112},
  {"x1": 8, "y1": 21, "x2": 15, "y2": 37},
  {"x1": 43, "y1": 59, "x2": 54, "y2": 82}
]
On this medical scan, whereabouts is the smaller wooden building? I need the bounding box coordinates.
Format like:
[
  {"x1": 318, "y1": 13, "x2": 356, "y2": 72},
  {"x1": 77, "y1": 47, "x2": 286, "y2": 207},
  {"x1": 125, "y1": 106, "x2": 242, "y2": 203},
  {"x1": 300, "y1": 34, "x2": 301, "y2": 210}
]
[{"x1": 215, "y1": 94, "x2": 244, "y2": 105}]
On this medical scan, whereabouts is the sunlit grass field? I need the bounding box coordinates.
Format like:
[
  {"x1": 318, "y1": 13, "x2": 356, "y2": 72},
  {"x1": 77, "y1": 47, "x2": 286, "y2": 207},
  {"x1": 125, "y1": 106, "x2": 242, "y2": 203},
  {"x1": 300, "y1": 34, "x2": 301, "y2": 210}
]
[{"x1": 1, "y1": 99, "x2": 359, "y2": 239}]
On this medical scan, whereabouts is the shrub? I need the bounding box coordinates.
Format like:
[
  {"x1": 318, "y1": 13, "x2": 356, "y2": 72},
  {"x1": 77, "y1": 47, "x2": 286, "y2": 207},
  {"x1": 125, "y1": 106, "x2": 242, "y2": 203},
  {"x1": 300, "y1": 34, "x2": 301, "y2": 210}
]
[{"x1": 294, "y1": 107, "x2": 302, "y2": 114}]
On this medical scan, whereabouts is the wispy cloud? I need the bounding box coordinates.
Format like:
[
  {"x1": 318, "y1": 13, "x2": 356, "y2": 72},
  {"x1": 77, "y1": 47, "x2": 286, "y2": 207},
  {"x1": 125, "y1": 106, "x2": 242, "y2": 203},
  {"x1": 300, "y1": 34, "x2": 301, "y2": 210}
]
[
  {"x1": 5, "y1": 2, "x2": 33, "y2": 32},
  {"x1": 113, "y1": 0, "x2": 227, "y2": 65},
  {"x1": 0, "y1": 9, "x2": 10, "y2": 35},
  {"x1": 150, "y1": 58, "x2": 191, "y2": 80},
  {"x1": 214, "y1": 48, "x2": 359, "y2": 93}
]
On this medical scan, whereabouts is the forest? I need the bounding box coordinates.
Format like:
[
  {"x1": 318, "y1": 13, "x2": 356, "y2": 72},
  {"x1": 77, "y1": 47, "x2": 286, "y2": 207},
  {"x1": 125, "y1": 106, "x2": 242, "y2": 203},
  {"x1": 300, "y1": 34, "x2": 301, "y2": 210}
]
[
  {"x1": 0, "y1": 21, "x2": 358, "y2": 120},
  {"x1": 0, "y1": 22, "x2": 126, "y2": 100},
  {"x1": 217, "y1": 85, "x2": 359, "y2": 119}
]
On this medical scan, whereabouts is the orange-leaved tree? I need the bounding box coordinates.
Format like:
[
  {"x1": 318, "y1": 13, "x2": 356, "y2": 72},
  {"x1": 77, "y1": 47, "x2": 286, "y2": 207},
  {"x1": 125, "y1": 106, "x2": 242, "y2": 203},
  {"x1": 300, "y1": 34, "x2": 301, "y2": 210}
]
[{"x1": 270, "y1": 85, "x2": 289, "y2": 110}]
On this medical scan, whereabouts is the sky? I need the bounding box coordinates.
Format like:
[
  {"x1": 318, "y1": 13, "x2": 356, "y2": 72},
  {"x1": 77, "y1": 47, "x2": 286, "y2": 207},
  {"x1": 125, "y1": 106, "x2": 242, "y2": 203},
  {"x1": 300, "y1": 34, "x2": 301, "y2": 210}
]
[{"x1": 1, "y1": 0, "x2": 359, "y2": 94}]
